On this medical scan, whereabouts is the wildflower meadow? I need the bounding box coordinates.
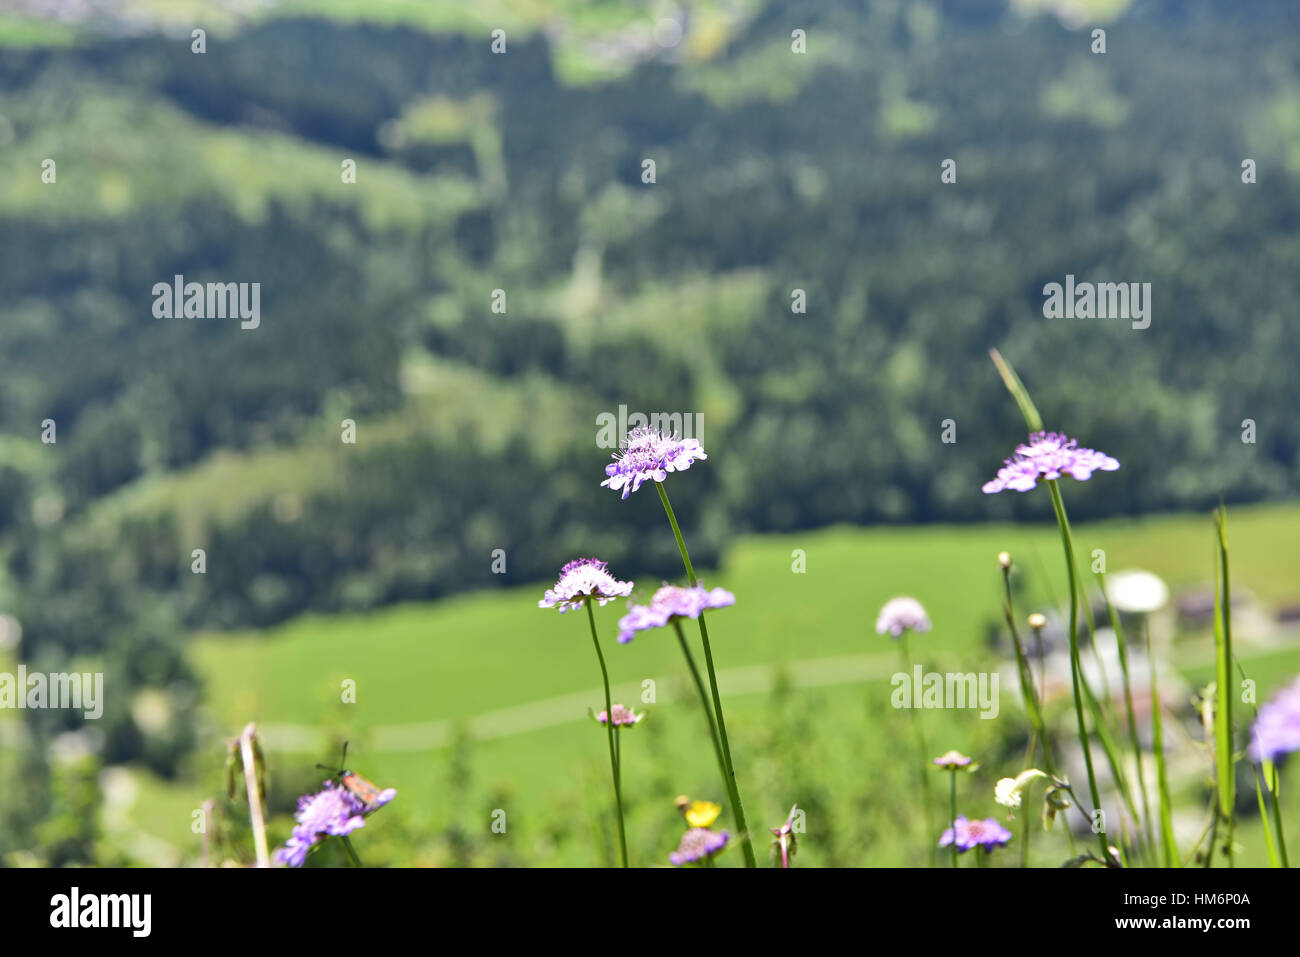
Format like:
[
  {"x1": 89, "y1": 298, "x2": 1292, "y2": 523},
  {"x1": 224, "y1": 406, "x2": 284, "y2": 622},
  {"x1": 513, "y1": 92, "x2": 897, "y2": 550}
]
[{"x1": 244, "y1": 351, "x2": 1291, "y2": 876}]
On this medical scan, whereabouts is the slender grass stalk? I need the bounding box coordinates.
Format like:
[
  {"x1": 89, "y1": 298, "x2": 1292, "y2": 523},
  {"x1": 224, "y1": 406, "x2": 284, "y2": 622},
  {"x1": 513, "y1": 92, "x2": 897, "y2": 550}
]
[
  {"x1": 1267, "y1": 761, "x2": 1290, "y2": 868},
  {"x1": 585, "y1": 598, "x2": 628, "y2": 867},
  {"x1": 239, "y1": 722, "x2": 270, "y2": 868},
  {"x1": 989, "y1": 349, "x2": 1043, "y2": 433},
  {"x1": 1058, "y1": 780, "x2": 1107, "y2": 847},
  {"x1": 1254, "y1": 767, "x2": 1282, "y2": 869},
  {"x1": 1212, "y1": 506, "x2": 1235, "y2": 867},
  {"x1": 1029, "y1": 546, "x2": 1138, "y2": 830},
  {"x1": 655, "y1": 482, "x2": 758, "y2": 869},
  {"x1": 1065, "y1": 568, "x2": 1141, "y2": 848},
  {"x1": 1098, "y1": 576, "x2": 1152, "y2": 855},
  {"x1": 1203, "y1": 793, "x2": 1220, "y2": 869},
  {"x1": 1145, "y1": 619, "x2": 1178, "y2": 867},
  {"x1": 1021, "y1": 802, "x2": 1032, "y2": 868},
  {"x1": 1002, "y1": 572, "x2": 1055, "y2": 776},
  {"x1": 1180, "y1": 798, "x2": 1217, "y2": 867},
  {"x1": 1034, "y1": 627, "x2": 1047, "y2": 713},
  {"x1": 1077, "y1": 656, "x2": 1142, "y2": 845}
]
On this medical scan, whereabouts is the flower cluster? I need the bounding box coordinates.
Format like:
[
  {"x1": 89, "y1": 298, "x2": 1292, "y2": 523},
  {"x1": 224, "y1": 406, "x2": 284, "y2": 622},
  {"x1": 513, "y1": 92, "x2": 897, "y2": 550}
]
[
  {"x1": 596, "y1": 704, "x2": 644, "y2": 727},
  {"x1": 933, "y1": 750, "x2": 975, "y2": 771},
  {"x1": 939, "y1": 816, "x2": 1012, "y2": 854},
  {"x1": 679, "y1": 798, "x2": 722, "y2": 829},
  {"x1": 617, "y1": 583, "x2": 735, "y2": 644},
  {"x1": 670, "y1": 827, "x2": 730, "y2": 865},
  {"x1": 275, "y1": 780, "x2": 396, "y2": 868},
  {"x1": 601, "y1": 427, "x2": 707, "y2": 500},
  {"x1": 876, "y1": 596, "x2": 931, "y2": 638},
  {"x1": 1248, "y1": 675, "x2": 1300, "y2": 763},
  {"x1": 538, "y1": 558, "x2": 634, "y2": 613},
  {"x1": 994, "y1": 769, "x2": 1047, "y2": 808},
  {"x1": 982, "y1": 431, "x2": 1119, "y2": 494}
]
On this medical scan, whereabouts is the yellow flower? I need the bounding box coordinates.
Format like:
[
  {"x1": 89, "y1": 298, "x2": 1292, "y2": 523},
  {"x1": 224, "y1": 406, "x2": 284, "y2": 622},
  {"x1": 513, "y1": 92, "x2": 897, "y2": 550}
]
[{"x1": 685, "y1": 800, "x2": 722, "y2": 828}]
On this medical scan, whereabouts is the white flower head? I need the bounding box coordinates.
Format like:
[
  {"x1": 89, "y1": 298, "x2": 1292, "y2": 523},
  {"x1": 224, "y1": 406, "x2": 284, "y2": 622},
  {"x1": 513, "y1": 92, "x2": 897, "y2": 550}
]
[
  {"x1": 995, "y1": 768, "x2": 1048, "y2": 808},
  {"x1": 995, "y1": 777, "x2": 1021, "y2": 808}
]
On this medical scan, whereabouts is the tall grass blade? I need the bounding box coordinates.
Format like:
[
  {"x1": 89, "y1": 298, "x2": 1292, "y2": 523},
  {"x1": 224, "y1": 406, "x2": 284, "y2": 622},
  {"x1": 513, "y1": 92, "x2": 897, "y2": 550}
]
[
  {"x1": 1147, "y1": 623, "x2": 1178, "y2": 867},
  {"x1": 1212, "y1": 505, "x2": 1235, "y2": 866},
  {"x1": 1098, "y1": 574, "x2": 1153, "y2": 856},
  {"x1": 1254, "y1": 767, "x2": 1282, "y2": 868}
]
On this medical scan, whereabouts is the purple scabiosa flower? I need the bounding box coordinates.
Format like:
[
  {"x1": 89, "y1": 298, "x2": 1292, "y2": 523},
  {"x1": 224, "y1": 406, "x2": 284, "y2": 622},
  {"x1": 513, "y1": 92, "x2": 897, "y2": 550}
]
[
  {"x1": 538, "y1": 558, "x2": 634, "y2": 613},
  {"x1": 939, "y1": 815, "x2": 1013, "y2": 854},
  {"x1": 1248, "y1": 675, "x2": 1300, "y2": 763},
  {"x1": 616, "y1": 583, "x2": 736, "y2": 644},
  {"x1": 875, "y1": 596, "x2": 931, "y2": 638},
  {"x1": 670, "y1": 826, "x2": 730, "y2": 866},
  {"x1": 933, "y1": 750, "x2": 974, "y2": 770},
  {"x1": 982, "y1": 431, "x2": 1119, "y2": 494},
  {"x1": 601, "y1": 427, "x2": 707, "y2": 500},
  {"x1": 596, "y1": 704, "x2": 644, "y2": 727},
  {"x1": 274, "y1": 780, "x2": 394, "y2": 868}
]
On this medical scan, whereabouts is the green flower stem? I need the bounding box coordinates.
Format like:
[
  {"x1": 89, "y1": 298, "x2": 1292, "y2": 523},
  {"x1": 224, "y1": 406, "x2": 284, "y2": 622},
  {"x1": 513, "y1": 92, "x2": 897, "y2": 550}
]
[
  {"x1": 586, "y1": 597, "x2": 628, "y2": 867},
  {"x1": 988, "y1": 350, "x2": 1137, "y2": 847},
  {"x1": 1035, "y1": 628, "x2": 1047, "y2": 703},
  {"x1": 1147, "y1": 619, "x2": 1179, "y2": 867},
  {"x1": 1268, "y1": 762, "x2": 1290, "y2": 868},
  {"x1": 1060, "y1": 558, "x2": 1141, "y2": 845},
  {"x1": 900, "y1": 634, "x2": 938, "y2": 857},
  {"x1": 1000, "y1": 562, "x2": 1043, "y2": 871},
  {"x1": 1046, "y1": 479, "x2": 1107, "y2": 858},
  {"x1": 1212, "y1": 507, "x2": 1235, "y2": 868},
  {"x1": 948, "y1": 770, "x2": 958, "y2": 868},
  {"x1": 697, "y1": 610, "x2": 756, "y2": 868},
  {"x1": 340, "y1": 835, "x2": 362, "y2": 868},
  {"x1": 1254, "y1": 766, "x2": 1281, "y2": 869},
  {"x1": 656, "y1": 482, "x2": 758, "y2": 869},
  {"x1": 1002, "y1": 572, "x2": 1055, "y2": 777},
  {"x1": 673, "y1": 620, "x2": 729, "y2": 785},
  {"x1": 1021, "y1": 802, "x2": 1032, "y2": 868}
]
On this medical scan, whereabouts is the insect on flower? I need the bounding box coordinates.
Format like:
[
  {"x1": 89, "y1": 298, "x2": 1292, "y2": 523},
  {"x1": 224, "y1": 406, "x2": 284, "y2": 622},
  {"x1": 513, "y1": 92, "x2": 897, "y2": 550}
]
[{"x1": 316, "y1": 742, "x2": 395, "y2": 810}]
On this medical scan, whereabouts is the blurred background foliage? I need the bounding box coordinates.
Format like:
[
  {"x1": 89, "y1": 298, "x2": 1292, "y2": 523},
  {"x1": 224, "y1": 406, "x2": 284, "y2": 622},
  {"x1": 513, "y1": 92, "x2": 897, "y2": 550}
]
[{"x1": 0, "y1": 0, "x2": 1298, "y2": 864}]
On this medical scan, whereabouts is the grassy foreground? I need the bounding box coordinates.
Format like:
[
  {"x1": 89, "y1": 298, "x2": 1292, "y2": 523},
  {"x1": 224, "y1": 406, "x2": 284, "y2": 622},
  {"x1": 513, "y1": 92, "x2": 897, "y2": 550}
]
[{"x1": 119, "y1": 503, "x2": 1300, "y2": 865}]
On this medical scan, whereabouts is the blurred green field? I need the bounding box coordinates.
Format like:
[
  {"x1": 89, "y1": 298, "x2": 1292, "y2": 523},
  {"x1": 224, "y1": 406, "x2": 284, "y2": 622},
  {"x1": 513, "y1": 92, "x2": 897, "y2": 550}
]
[{"x1": 109, "y1": 501, "x2": 1300, "y2": 866}]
